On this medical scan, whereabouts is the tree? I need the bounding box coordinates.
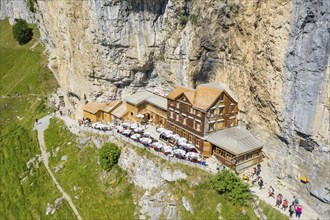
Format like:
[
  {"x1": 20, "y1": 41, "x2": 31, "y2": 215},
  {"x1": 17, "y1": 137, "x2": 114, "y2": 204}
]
[
  {"x1": 210, "y1": 169, "x2": 251, "y2": 206},
  {"x1": 12, "y1": 19, "x2": 33, "y2": 45},
  {"x1": 99, "y1": 143, "x2": 121, "y2": 171}
]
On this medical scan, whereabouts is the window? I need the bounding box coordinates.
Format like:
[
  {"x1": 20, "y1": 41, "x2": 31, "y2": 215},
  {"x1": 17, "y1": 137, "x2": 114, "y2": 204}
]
[
  {"x1": 219, "y1": 93, "x2": 224, "y2": 102},
  {"x1": 209, "y1": 122, "x2": 215, "y2": 132},
  {"x1": 195, "y1": 123, "x2": 200, "y2": 131},
  {"x1": 196, "y1": 139, "x2": 200, "y2": 147},
  {"x1": 219, "y1": 107, "x2": 224, "y2": 115},
  {"x1": 189, "y1": 135, "x2": 193, "y2": 143},
  {"x1": 197, "y1": 111, "x2": 201, "y2": 117},
  {"x1": 170, "y1": 111, "x2": 174, "y2": 119},
  {"x1": 217, "y1": 121, "x2": 224, "y2": 129},
  {"x1": 176, "y1": 102, "x2": 180, "y2": 108},
  {"x1": 231, "y1": 105, "x2": 235, "y2": 112},
  {"x1": 176, "y1": 114, "x2": 179, "y2": 121},
  {"x1": 228, "y1": 119, "x2": 234, "y2": 127},
  {"x1": 183, "y1": 116, "x2": 187, "y2": 125},
  {"x1": 209, "y1": 109, "x2": 215, "y2": 117},
  {"x1": 190, "y1": 106, "x2": 194, "y2": 114}
]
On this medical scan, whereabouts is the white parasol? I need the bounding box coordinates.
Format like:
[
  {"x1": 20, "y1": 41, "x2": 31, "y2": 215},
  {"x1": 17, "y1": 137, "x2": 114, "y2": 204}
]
[
  {"x1": 156, "y1": 127, "x2": 165, "y2": 133},
  {"x1": 140, "y1": 137, "x2": 152, "y2": 145},
  {"x1": 122, "y1": 129, "x2": 132, "y2": 135},
  {"x1": 135, "y1": 114, "x2": 144, "y2": 118}
]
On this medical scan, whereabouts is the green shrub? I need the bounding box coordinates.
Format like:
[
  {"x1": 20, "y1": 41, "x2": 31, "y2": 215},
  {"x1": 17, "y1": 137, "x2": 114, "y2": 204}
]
[
  {"x1": 27, "y1": 0, "x2": 35, "y2": 13},
  {"x1": 99, "y1": 143, "x2": 121, "y2": 171},
  {"x1": 12, "y1": 19, "x2": 33, "y2": 45},
  {"x1": 179, "y1": 15, "x2": 189, "y2": 27},
  {"x1": 210, "y1": 169, "x2": 251, "y2": 206}
]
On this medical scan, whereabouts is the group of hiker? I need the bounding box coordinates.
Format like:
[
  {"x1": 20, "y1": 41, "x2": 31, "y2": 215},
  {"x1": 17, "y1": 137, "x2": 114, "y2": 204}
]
[
  {"x1": 243, "y1": 164, "x2": 304, "y2": 219},
  {"x1": 273, "y1": 193, "x2": 303, "y2": 219}
]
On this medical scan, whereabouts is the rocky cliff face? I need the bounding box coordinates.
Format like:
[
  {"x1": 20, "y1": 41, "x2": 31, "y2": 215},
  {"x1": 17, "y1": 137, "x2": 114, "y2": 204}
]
[
  {"x1": 0, "y1": 0, "x2": 34, "y2": 24},
  {"x1": 1, "y1": 0, "x2": 329, "y2": 216},
  {"x1": 118, "y1": 146, "x2": 191, "y2": 219}
]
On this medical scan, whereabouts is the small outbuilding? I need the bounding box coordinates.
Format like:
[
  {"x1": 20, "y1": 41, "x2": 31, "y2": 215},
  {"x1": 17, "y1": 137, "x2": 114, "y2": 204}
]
[{"x1": 83, "y1": 101, "x2": 122, "y2": 123}]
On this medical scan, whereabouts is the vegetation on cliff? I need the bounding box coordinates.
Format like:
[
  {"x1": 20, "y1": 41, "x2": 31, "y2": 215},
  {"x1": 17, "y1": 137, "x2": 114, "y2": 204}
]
[{"x1": 99, "y1": 143, "x2": 121, "y2": 171}]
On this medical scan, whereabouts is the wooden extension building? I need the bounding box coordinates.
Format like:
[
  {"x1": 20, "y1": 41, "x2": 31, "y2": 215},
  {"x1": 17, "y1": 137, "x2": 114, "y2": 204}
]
[
  {"x1": 83, "y1": 101, "x2": 122, "y2": 123},
  {"x1": 166, "y1": 83, "x2": 263, "y2": 170},
  {"x1": 124, "y1": 90, "x2": 167, "y2": 126}
]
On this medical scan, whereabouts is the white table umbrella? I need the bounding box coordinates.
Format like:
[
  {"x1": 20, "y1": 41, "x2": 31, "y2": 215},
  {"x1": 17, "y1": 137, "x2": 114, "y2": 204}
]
[
  {"x1": 151, "y1": 142, "x2": 163, "y2": 149},
  {"x1": 169, "y1": 134, "x2": 180, "y2": 140},
  {"x1": 134, "y1": 127, "x2": 144, "y2": 133},
  {"x1": 173, "y1": 149, "x2": 186, "y2": 157},
  {"x1": 156, "y1": 127, "x2": 165, "y2": 133},
  {"x1": 162, "y1": 145, "x2": 172, "y2": 153},
  {"x1": 143, "y1": 131, "x2": 152, "y2": 137},
  {"x1": 122, "y1": 129, "x2": 132, "y2": 135},
  {"x1": 130, "y1": 123, "x2": 138, "y2": 129},
  {"x1": 122, "y1": 122, "x2": 130, "y2": 128},
  {"x1": 162, "y1": 130, "x2": 173, "y2": 137},
  {"x1": 140, "y1": 137, "x2": 152, "y2": 144},
  {"x1": 130, "y1": 133, "x2": 141, "y2": 140},
  {"x1": 136, "y1": 114, "x2": 144, "y2": 119},
  {"x1": 186, "y1": 152, "x2": 199, "y2": 159},
  {"x1": 178, "y1": 137, "x2": 187, "y2": 144}
]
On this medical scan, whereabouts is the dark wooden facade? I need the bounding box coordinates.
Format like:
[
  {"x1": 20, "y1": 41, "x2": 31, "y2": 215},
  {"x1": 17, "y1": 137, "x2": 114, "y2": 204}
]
[{"x1": 166, "y1": 86, "x2": 239, "y2": 157}]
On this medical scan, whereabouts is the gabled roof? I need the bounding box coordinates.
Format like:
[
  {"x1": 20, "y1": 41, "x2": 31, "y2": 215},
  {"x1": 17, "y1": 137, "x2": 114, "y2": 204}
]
[
  {"x1": 176, "y1": 83, "x2": 237, "y2": 111},
  {"x1": 111, "y1": 103, "x2": 127, "y2": 118},
  {"x1": 83, "y1": 102, "x2": 108, "y2": 114},
  {"x1": 206, "y1": 127, "x2": 263, "y2": 156},
  {"x1": 83, "y1": 101, "x2": 122, "y2": 114},
  {"x1": 190, "y1": 85, "x2": 223, "y2": 110},
  {"x1": 201, "y1": 82, "x2": 237, "y2": 102},
  {"x1": 166, "y1": 86, "x2": 194, "y2": 100},
  {"x1": 102, "y1": 100, "x2": 122, "y2": 112},
  {"x1": 125, "y1": 90, "x2": 167, "y2": 110}
]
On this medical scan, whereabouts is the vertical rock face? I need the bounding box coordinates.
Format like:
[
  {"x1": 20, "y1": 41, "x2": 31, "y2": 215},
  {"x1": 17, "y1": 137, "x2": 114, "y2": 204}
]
[
  {"x1": 275, "y1": 0, "x2": 330, "y2": 211},
  {"x1": 1, "y1": 0, "x2": 329, "y2": 216},
  {"x1": 0, "y1": 0, "x2": 35, "y2": 24}
]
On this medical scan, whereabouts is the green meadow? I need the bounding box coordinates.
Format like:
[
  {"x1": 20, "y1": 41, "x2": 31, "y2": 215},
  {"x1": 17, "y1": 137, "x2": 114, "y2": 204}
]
[{"x1": 0, "y1": 18, "x2": 74, "y2": 219}]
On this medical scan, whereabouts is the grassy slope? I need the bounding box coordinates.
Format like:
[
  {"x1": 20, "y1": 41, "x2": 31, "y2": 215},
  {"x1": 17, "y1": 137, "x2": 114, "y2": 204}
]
[
  {"x1": 0, "y1": 19, "x2": 75, "y2": 219},
  {"x1": 44, "y1": 119, "x2": 135, "y2": 219}
]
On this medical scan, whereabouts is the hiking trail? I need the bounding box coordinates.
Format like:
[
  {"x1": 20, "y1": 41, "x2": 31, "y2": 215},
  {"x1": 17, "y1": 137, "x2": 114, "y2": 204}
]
[{"x1": 34, "y1": 114, "x2": 82, "y2": 220}]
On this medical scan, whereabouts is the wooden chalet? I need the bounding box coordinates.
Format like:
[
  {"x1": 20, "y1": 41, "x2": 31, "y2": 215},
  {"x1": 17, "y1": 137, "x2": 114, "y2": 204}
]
[{"x1": 166, "y1": 83, "x2": 263, "y2": 170}]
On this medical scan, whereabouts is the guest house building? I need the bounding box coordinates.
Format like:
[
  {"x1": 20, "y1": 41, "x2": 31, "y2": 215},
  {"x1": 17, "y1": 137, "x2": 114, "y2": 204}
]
[
  {"x1": 83, "y1": 101, "x2": 122, "y2": 123},
  {"x1": 166, "y1": 83, "x2": 263, "y2": 170},
  {"x1": 124, "y1": 90, "x2": 167, "y2": 126}
]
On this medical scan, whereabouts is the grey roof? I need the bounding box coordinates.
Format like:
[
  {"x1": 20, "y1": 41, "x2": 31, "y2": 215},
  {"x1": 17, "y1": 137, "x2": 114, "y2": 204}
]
[
  {"x1": 206, "y1": 127, "x2": 263, "y2": 155},
  {"x1": 202, "y1": 82, "x2": 237, "y2": 102},
  {"x1": 125, "y1": 90, "x2": 167, "y2": 110}
]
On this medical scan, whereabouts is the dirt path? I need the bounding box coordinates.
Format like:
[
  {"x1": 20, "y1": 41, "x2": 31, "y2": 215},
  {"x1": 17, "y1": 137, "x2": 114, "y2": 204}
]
[
  {"x1": 249, "y1": 161, "x2": 320, "y2": 220},
  {"x1": 35, "y1": 115, "x2": 82, "y2": 220}
]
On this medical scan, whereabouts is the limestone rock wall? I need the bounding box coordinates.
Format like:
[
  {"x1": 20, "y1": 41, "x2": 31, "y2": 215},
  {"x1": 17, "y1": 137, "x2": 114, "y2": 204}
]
[
  {"x1": 1, "y1": 0, "x2": 329, "y2": 216},
  {"x1": 0, "y1": 0, "x2": 35, "y2": 24},
  {"x1": 118, "y1": 146, "x2": 187, "y2": 219}
]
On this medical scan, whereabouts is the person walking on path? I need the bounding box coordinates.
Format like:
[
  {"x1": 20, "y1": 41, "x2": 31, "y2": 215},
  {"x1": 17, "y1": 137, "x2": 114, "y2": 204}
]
[
  {"x1": 275, "y1": 193, "x2": 283, "y2": 207},
  {"x1": 282, "y1": 198, "x2": 289, "y2": 211},
  {"x1": 258, "y1": 177, "x2": 263, "y2": 190},
  {"x1": 268, "y1": 186, "x2": 275, "y2": 197},
  {"x1": 289, "y1": 202, "x2": 295, "y2": 219},
  {"x1": 295, "y1": 204, "x2": 302, "y2": 219},
  {"x1": 293, "y1": 196, "x2": 299, "y2": 206},
  {"x1": 35, "y1": 118, "x2": 38, "y2": 124}
]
